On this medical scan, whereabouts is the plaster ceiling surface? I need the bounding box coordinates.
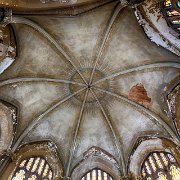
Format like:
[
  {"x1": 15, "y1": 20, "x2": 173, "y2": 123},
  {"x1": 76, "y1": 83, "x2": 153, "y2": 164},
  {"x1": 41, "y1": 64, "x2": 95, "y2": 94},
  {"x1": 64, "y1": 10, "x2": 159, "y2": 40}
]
[{"x1": 0, "y1": 0, "x2": 180, "y2": 177}]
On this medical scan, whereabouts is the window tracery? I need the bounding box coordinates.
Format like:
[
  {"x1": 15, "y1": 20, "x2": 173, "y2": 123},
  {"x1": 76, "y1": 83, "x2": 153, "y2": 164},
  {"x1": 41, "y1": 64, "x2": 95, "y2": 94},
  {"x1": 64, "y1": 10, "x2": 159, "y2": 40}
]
[
  {"x1": 81, "y1": 168, "x2": 114, "y2": 180},
  {"x1": 1, "y1": 141, "x2": 63, "y2": 180},
  {"x1": 141, "y1": 151, "x2": 180, "y2": 180},
  {"x1": 11, "y1": 156, "x2": 53, "y2": 180},
  {"x1": 128, "y1": 137, "x2": 180, "y2": 179}
]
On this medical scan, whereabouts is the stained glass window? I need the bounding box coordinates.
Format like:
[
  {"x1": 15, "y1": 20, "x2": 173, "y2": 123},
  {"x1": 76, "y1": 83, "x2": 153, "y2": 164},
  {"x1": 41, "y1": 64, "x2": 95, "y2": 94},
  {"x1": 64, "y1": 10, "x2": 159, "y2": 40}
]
[
  {"x1": 81, "y1": 168, "x2": 114, "y2": 180},
  {"x1": 166, "y1": 10, "x2": 179, "y2": 16},
  {"x1": 11, "y1": 156, "x2": 53, "y2": 180},
  {"x1": 162, "y1": 0, "x2": 180, "y2": 34},
  {"x1": 172, "y1": 20, "x2": 180, "y2": 24},
  {"x1": 164, "y1": 0, "x2": 172, "y2": 7},
  {"x1": 141, "y1": 151, "x2": 180, "y2": 180}
]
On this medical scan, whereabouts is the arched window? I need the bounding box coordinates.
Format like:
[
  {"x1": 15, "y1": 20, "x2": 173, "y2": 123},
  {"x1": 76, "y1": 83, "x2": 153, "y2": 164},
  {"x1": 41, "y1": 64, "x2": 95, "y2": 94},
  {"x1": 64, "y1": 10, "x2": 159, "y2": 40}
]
[
  {"x1": 162, "y1": 0, "x2": 180, "y2": 34},
  {"x1": 141, "y1": 151, "x2": 180, "y2": 180},
  {"x1": 81, "y1": 168, "x2": 114, "y2": 180},
  {"x1": 2, "y1": 142, "x2": 63, "y2": 179},
  {"x1": 11, "y1": 156, "x2": 53, "y2": 180}
]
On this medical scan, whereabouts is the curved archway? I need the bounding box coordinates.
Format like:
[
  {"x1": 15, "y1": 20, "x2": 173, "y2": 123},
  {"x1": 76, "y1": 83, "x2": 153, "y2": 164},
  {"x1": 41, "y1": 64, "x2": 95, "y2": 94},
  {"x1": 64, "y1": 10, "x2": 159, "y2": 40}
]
[
  {"x1": 127, "y1": 137, "x2": 180, "y2": 179},
  {"x1": 1, "y1": 141, "x2": 63, "y2": 180},
  {"x1": 164, "y1": 77, "x2": 180, "y2": 137},
  {"x1": 71, "y1": 146, "x2": 120, "y2": 179},
  {"x1": 81, "y1": 167, "x2": 114, "y2": 180}
]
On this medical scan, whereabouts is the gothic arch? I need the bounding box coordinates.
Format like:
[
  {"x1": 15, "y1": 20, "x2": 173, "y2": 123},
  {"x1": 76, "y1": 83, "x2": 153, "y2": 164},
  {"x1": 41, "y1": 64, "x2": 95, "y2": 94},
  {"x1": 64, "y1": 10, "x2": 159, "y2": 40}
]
[
  {"x1": 71, "y1": 146, "x2": 120, "y2": 179},
  {"x1": 141, "y1": 151, "x2": 179, "y2": 179},
  {"x1": 127, "y1": 137, "x2": 180, "y2": 179},
  {"x1": 1, "y1": 141, "x2": 63, "y2": 180},
  {"x1": 164, "y1": 76, "x2": 180, "y2": 137}
]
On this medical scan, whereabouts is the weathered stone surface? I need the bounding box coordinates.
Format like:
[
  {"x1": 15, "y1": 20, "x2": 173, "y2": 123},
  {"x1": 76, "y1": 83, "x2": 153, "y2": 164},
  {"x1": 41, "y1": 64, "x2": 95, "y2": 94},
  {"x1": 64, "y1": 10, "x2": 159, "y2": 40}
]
[
  {"x1": 0, "y1": 102, "x2": 16, "y2": 154},
  {"x1": 128, "y1": 83, "x2": 151, "y2": 108}
]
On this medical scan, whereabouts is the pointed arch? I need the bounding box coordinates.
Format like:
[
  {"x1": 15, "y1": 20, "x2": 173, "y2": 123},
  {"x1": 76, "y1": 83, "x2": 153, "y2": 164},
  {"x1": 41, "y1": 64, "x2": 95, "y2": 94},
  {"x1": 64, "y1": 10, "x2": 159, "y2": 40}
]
[
  {"x1": 71, "y1": 146, "x2": 120, "y2": 179},
  {"x1": 127, "y1": 137, "x2": 180, "y2": 179},
  {"x1": 1, "y1": 141, "x2": 63, "y2": 180},
  {"x1": 81, "y1": 168, "x2": 114, "y2": 180},
  {"x1": 164, "y1": 76, "x2": 180, "y2": 137}
]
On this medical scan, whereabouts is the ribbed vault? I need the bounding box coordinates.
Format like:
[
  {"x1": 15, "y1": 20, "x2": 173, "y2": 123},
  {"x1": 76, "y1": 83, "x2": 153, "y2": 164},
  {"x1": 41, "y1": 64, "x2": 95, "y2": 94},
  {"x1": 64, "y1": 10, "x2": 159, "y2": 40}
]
[{"x1": 0, "y1": 0, "x2": 179, "y2": 179}]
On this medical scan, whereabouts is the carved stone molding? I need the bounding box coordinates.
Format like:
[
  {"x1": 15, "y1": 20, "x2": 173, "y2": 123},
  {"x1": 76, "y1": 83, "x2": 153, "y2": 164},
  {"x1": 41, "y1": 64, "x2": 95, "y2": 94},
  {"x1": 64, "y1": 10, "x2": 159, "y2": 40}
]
[
  {"x1": 1, "y1": 141, "x2": 63, "y2": 180},
  {"x1": 127, "y1": 137, "x2": 180, "y2": 179},
  {"x1": 0, "y1": 100, "x2": 17, "y2": 156},
  {"x1": 164, "y1": 77, "x2": 180, "y2": 137},
  {"x1": 71, "y1": 146, "x2": 120, "y2": 179},
  {"x1": 0, "y1": 24, "x2": 16, "y2": 74}
]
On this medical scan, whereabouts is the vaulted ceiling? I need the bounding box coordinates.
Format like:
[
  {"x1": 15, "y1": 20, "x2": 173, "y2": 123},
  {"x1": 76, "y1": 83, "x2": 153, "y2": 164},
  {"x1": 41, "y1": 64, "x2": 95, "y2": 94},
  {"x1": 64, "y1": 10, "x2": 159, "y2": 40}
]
[{"x1": 0, "y1": 0, "x2": 179, "y2": 179}]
